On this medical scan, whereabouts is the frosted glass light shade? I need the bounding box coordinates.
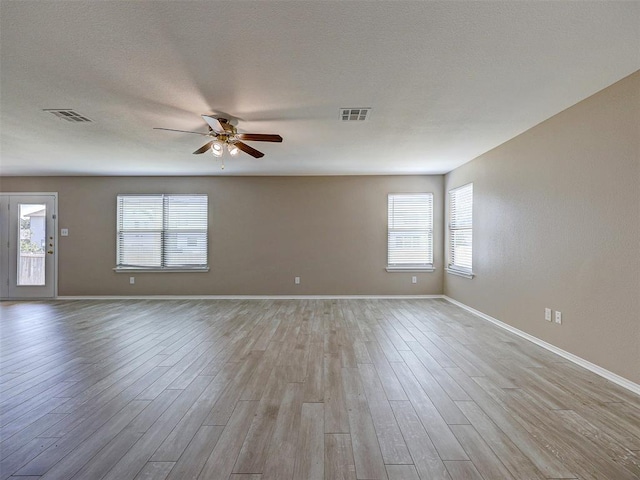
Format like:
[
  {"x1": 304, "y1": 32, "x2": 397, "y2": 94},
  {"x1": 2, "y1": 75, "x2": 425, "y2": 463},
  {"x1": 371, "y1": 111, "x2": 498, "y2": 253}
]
[
  {"x1": 228, "y1": 143, "x2": 239, "y2": 156},
  {"x1": 211, "y1": 141, "x2": 224, "y2": 157}
]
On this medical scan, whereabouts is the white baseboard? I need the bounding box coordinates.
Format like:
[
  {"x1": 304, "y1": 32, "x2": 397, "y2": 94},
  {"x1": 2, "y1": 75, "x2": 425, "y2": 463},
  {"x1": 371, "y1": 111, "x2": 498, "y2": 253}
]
[
  {"x1": 55, "y1": 294, "x2": 445, "y2": 301},
  {"x1": 443, "y1": 296, "x2": 640, "y2": 397}
]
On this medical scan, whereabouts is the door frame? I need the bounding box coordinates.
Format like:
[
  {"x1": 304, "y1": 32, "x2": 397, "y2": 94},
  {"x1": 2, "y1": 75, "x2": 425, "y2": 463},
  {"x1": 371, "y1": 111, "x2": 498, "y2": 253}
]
[{"x1": 0, "y1": 192, "x2": 58, "y2": 300}]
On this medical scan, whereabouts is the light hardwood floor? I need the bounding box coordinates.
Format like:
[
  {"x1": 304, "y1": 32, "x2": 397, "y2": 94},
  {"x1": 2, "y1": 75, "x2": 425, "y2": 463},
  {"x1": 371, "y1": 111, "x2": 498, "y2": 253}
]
[{"x1": 0, "y1": 298, "x2": 638, "y2": 480}]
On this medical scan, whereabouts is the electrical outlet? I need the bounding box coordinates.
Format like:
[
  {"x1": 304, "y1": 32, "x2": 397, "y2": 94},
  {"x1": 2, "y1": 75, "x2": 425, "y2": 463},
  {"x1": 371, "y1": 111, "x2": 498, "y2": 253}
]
[
  {"x1": 60, "y1": 228, "x2": 69, "y2": 237},
  {"x1": 294, "y1": 276, "x2": 300, "y2": 285},
  {"x1": 545, "y1": 308, "x2": 552, "y2": 321},
  {"x1": 412, "y1": 276, "x2": 417, "y2": 284},
  {"x1": 555, "y1": 311, "x2": 562, "y2": 324},
  {"x1": 129, "y1": 277, "x2": 135, "y2": 285}
]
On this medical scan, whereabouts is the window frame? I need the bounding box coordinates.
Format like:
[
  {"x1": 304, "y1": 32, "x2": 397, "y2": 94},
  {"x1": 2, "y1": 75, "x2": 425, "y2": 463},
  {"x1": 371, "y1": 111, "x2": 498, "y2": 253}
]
[
  {"x1": 114, "y1": 194, "x2": 209, "y2": 273},
  {"x1": 386, "y1": 192, "x2": 435, "y2": 272},
  {"x1": 447, "y1": 183, "x2": 474, "y2": 278}
]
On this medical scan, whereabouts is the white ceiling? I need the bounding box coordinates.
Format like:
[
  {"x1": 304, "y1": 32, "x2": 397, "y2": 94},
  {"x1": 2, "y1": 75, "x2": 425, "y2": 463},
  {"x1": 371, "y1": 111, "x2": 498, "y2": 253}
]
[{"x1": 1, "y1": 1, "x2": 638, "y2": 176}]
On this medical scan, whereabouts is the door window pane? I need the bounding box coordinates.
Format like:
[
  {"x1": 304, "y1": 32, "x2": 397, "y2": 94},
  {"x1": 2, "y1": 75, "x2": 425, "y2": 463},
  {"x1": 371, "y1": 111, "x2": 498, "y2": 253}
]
[{"x1": 18, "y1": 204, "x2": 46, "y2": 285}]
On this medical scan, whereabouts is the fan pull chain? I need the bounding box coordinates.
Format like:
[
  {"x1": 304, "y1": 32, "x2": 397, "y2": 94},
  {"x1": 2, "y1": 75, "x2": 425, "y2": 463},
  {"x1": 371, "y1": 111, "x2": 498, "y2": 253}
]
[{"x1": 221, "y1": 156, "x2": 225, "y2": 170}]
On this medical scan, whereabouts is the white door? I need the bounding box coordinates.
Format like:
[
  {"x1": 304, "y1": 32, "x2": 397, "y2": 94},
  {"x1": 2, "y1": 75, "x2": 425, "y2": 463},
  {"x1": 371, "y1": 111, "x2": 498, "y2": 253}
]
[{"x1": 0, "y1": 194, "x2": 57, "y2": 299}]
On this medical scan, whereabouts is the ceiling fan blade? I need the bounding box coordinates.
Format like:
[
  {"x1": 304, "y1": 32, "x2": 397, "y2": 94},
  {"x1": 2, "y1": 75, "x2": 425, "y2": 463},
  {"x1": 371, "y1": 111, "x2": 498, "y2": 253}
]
[
  {"x1": 234, "y1": 141, "x2": 264, "y2": 158},
  {"x1": 201, "y1": 115, "x2": 226, "y2": 133},
  {"x1": 237, "y1": 133, "x2": 283, "y2": 143},
  {"x1": 153, "y1": 127, "x2": 209, "y2": 136},
  {"x1": 193, "y1": 141, "x2": 214, "y2": 154}
]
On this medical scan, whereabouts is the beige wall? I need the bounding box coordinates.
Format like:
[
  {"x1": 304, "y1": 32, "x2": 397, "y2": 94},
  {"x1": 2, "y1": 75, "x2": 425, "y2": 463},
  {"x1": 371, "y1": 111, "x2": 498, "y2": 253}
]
[
  {"x1": 0, "y1": 175, "x2": 444, "y2": 296},
  {"x1": 444, "y1": 71, "x2": 640, "y2": 384}
]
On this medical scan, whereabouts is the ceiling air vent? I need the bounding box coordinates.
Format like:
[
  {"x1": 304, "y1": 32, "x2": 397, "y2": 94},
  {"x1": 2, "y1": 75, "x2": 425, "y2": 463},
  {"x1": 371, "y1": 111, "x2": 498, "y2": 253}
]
[
  {"x1": 43, "y1": 109, "x2": 92, "y2": 123},
  {"x1": 340, "y1": 108, "x2": 370, "y2": 121}
]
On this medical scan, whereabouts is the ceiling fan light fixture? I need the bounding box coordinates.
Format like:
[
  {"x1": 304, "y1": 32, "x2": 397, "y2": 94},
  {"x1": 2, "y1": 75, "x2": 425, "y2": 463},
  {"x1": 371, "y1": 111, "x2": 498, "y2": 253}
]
[
  {"x1": 227, "y1": 143, "x2": 240, "y2": 156},
  {"x1": 156, "y1": 114, "x2": 279, "y2": 162},
  {"x1": 210, "y1": 141, "x2": 224, "y2": 157}
]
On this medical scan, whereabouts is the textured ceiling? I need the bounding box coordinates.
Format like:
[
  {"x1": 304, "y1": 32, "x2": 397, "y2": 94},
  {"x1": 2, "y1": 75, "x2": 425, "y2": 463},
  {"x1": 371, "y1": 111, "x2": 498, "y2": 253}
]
[{"x1": 1, "y1": 1, "x2": 638, "y2": 176}]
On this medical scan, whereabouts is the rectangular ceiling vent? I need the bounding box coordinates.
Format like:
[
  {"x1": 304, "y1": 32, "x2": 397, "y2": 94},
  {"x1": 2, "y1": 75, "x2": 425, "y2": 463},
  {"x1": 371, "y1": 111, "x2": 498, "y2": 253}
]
[
  {"x1": 340, "y1": 108, "x2": 370, "y2": 121},
  {"x1": 43, "y1": 109, "x2": 92, "y2": 123}
]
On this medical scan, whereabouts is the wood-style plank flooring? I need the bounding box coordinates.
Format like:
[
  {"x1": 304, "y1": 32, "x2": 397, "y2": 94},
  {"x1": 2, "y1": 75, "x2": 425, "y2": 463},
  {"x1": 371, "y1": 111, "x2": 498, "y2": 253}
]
[{"x1": 0, "y1": 298, "x2": 638, "y2": 480}]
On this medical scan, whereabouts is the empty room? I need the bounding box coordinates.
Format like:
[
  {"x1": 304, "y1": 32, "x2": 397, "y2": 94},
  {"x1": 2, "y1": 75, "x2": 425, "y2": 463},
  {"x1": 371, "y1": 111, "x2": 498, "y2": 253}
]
[{"x1": 0, "y1": 1, "x2": 638, "y2": 479}]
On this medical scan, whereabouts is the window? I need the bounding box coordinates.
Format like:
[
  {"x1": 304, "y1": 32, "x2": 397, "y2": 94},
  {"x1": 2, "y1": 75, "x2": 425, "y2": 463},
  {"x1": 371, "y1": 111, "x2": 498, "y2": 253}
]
[
  {"x1": 387, "y1": 193, "x2": 433, "y2": 270},
  {"x1": 448, "y1": 183, "x2": 473, "y2": 276},
  {"x1": 116, "y1": 194, "x2": 208, "y2": 270}
]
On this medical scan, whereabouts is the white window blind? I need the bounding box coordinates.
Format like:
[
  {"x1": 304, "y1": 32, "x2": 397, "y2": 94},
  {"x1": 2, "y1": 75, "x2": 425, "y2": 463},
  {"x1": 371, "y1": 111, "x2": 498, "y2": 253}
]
[
  {"x1": 117, "y1": 194, "x2": 208, "y2": 269},
  {"x1": 448, "y1": 183, "x2": 473, "y2": 273},
  {"x1": 387, "y1": 193, "x2": 433, "y2": 269}
]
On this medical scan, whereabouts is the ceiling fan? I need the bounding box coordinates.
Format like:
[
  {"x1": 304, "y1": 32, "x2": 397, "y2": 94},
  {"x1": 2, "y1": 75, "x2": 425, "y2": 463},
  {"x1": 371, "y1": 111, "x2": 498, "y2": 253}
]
[{"x1": 154, "y1": 115, "x2": 282, "y2": 164}]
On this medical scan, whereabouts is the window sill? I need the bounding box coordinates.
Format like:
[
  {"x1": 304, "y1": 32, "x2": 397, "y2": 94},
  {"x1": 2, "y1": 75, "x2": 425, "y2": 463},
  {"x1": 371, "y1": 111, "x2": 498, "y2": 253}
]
[
  {"x1": 386, "y1": 266, "x2": 435, "y2": 273},
  {"x1": 114, "y1": 267, "x2": 210, "y2": 273},
  {"x1": 445, "y1": 268, "x2": 474, "y2": 279}
]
